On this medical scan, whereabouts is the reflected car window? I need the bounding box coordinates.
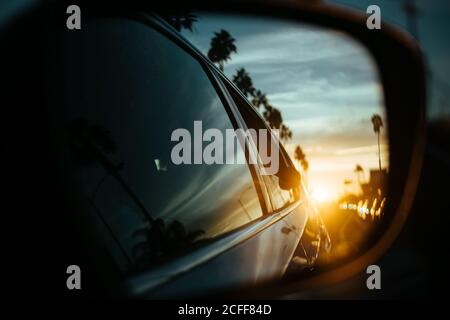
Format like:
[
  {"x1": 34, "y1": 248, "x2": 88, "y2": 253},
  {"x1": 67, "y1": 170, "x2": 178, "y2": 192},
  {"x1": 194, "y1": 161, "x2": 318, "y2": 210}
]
[
  {"x1": 223, "y1": 80, "x2": 298, "y2": 212},
  {"x1": 49, "y1": 17, "x2": 263, "y2": 272}
]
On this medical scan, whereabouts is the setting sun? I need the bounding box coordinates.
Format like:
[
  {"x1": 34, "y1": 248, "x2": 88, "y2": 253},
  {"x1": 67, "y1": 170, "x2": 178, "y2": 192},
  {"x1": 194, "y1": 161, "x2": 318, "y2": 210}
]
[{"x1": 311, "y1": 185, "x2": 334, "y2": 203}]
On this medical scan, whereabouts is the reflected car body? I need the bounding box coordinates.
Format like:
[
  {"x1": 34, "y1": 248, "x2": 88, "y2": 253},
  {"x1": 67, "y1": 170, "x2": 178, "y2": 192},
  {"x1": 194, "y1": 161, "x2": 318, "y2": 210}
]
[{"x1": 116, "y1": 15, "x2": 330, "y2": 297}]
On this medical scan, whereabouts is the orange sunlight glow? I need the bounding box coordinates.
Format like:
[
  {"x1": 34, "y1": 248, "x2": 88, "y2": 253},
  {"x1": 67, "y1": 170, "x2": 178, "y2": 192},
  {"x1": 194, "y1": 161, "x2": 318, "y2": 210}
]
[{"x1": 310, "y1": 185, "x2": 335, "y2": 203}]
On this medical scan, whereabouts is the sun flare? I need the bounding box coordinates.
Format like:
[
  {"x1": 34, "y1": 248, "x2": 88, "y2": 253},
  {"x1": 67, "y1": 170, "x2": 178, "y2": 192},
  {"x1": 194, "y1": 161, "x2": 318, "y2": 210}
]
[{"x1": 310, "y1": 185, "x2": 333, "y2": 203}]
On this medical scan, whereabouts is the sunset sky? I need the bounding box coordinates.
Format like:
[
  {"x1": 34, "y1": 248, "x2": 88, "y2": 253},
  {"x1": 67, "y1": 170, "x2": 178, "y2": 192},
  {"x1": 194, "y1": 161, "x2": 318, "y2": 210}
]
[{"x1": 182, "y1": 14, "x2": 389, "y2": 201}]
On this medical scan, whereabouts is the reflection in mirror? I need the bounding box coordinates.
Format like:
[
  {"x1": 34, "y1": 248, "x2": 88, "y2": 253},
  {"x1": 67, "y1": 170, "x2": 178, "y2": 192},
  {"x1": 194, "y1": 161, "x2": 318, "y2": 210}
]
[
  {"x1": 180, "y1": 13, "x2": 388, "y2": 270},
  {"x1": 52, "y1": 18, "x2": 264, "y2": 273}
]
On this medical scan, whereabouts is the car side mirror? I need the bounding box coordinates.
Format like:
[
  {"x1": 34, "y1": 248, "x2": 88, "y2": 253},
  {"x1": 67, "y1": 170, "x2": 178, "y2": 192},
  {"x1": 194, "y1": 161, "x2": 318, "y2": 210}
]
[{"x1": 0, "y1": 0, "x2": 426, "y2": 299}]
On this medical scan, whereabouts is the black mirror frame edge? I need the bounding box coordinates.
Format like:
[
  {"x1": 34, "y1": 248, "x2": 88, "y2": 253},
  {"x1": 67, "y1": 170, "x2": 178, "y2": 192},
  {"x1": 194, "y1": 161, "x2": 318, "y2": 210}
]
[{"x1": 6, "y1": 0, "x2": 426, "y2": 298}]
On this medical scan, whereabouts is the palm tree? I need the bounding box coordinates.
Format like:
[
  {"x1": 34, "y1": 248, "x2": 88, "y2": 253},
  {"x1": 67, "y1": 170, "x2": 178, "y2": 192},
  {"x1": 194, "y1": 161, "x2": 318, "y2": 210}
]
[
  {"x1": 232, "y1": 68, "x2": 255, "y2": 98},
  {"x1": 163, "y1": 12, "x2": 197, "y2": 32},
  {"x1": 371, "y1": 114, "x2": 383, "y2": 172},
  {"x1": 354, "y1": 164, "x2": 364, "y2": 185},
  {"x1": 302, "y1": 159, "x2": 309, "y2": 172},
  {"x1": 294, "y1": 145, "x2": 309, "y2": 172},
  {"x1": 207, "y1": 31, "x2": 293, "y2": 143},
  {"x1": 280, "y1": 124, "x2": 293, "y2": 142},
  {"x1": 207, "y1": 30, "x2": 237, "y2": 71},
  {"x1": 263, "y1": 104, "x2": 282, "y2": 130},
  {"x1": 251, "y1": 90, "x2": 268, "y2": 109},
  {"x1": 262, "y1": 104, "x2": 292, "y2": 141}
]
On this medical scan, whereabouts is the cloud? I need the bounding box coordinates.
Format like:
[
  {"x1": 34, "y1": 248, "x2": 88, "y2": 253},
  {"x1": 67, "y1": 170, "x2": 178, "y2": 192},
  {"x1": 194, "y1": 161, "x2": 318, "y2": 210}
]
[
  {"x1": 335, "y1": 144, "x2": 389, "y2": 156},
  {"x1": 183, "y1": 14, "x2": 389, "y2": 193}
]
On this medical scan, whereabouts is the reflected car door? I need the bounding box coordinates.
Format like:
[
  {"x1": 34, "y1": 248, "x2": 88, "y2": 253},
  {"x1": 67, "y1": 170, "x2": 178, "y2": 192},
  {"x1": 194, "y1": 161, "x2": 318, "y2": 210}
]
[
  {"x1": 214, "y1": 72, "x2": 312, "y2": 276},
  {"x1": 121, "y1": 15, "x2": 310, "y2": 297}
]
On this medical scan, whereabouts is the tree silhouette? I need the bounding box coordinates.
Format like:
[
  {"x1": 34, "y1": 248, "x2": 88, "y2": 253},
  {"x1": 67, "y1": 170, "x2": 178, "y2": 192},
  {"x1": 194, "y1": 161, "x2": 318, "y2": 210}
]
[
  {"x1": 354, "y1": 164, "x2": 364, "y2": 185},
  {"x1": 280, "y1": 124, "x2": 293, "y2": 141},
  {"x1": 294, "y1": 145, "x2": 309, "y2": 172},
  {"x1": 232, "y1": 68, "x2": 255, "y2": 98},
  {"x1": 207, "y1": 30, "x2": 237, "y2": 71},
  {"x1": 371, "y1": 114, "x2": 383, "y2": 172},
  {"x1": 162, "y1": 12, "x2": 197, "y2": 32},
  {"x1": 263, "y1": 105, "x2": 282, "y2": 129},
  {"x1": 251, "y1": 90, "x2": 268, "y2": 109},
  {"x1": 262, "y1": 104, "x2": 292, "y2": 141},
  {"x1": 206, "y1": 29, "x2": 292, "y2": 142}
]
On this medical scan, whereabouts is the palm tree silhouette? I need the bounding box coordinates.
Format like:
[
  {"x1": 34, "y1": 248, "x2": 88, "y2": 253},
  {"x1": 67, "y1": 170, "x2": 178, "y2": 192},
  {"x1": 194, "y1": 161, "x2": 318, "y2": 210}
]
[
  {"x1": 371, "y1": 114, "x2": 383, "y2": 172},
  {"x1": 262, "y1": 104, "x2": 292, "y2": 141},
  {"x1": 232, "y1": 68, "x2": 256, "y2": 98},
  {"x1": 206, "y1": 29, "x2": 292, "y2": 141},
  {"x1": 207, "y1": 29, "x2": 237, "y2": 71},
  {"x1": 280, "y1": 124, "x2": 293, "y2": 141},
  {"x1": 354, "y1": 164, "x2": 364, "y2": 185},
  {"x1": 251, "y1": 90, "x2": 268, "y2": 109},
  {"x1": 263, "y1": 105, "x2": 282, "y2": 129},
  {"x1": 162, "y1": 12, "x2": 197, "y2": 32},
  {"x1": 294, "y1": 145, "x2": 309, "y2": 172}
]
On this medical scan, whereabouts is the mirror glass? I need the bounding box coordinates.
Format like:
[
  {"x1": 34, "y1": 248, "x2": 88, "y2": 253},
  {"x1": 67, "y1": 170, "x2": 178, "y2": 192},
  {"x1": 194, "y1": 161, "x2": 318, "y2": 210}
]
[
  {"x1": 47, "y1": 10, "x2": 390, "y2": 291},
  {"x1": 180, "y1": 13, "x2": 389, "y2": 270}
]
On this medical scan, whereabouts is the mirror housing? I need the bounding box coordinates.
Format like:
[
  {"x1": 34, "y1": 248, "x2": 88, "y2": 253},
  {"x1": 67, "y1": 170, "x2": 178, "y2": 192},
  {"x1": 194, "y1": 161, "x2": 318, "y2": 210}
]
[{"x1": 0, "y1": 0, "x2": 426, "y2": 299}]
